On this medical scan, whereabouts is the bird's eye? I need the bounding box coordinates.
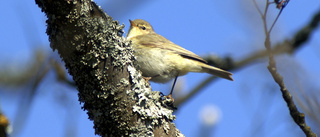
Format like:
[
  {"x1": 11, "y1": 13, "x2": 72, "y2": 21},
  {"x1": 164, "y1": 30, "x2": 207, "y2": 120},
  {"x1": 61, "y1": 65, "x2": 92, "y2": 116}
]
[{"x1": 141, "y1": 26, "x2": 146, "y2": 30}]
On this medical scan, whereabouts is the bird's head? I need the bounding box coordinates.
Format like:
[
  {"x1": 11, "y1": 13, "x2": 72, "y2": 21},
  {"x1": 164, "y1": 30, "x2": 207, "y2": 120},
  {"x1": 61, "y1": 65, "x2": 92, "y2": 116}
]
[{"x1": 126, "y1": 19, "x2": 154, "y2": 39}]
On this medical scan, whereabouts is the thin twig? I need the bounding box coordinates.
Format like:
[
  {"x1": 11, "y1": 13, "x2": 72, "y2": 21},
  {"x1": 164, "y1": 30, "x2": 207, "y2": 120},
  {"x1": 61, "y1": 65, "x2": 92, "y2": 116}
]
[
  {"x1": 269, "y1": 8, "x2": 284, "y2": 33},
  {"x1": 258, "y1": 1, "x2": 317, "y2": 136},
  {"x1": 252, "y1": 0, "x2": 263, "y2": 17}
]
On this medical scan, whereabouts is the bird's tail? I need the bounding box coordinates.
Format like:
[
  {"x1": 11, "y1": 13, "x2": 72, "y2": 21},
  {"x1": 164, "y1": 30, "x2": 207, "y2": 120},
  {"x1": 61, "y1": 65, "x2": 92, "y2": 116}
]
[{"x1": 201, "y1": 64, "x2": 233, "y2": 81}]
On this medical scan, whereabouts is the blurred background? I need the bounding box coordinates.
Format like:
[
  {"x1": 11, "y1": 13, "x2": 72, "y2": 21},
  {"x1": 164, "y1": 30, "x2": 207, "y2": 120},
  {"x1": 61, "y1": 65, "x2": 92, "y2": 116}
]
[{"x1": 0, "y1": 0, "x2": 320, "y2": 137}]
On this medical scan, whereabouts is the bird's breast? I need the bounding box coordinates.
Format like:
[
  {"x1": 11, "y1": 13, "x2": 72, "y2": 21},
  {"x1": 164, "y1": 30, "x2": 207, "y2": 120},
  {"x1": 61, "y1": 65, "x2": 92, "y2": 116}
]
[{"x1": 133, "y1": 46, "x2": 202, "y2": 83}]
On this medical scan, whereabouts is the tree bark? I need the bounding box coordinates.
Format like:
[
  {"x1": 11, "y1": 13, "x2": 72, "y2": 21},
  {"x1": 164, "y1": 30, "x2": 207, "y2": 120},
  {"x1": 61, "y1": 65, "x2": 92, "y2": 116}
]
[{"x1": 35, "y1": 0, "x2": 183, "y2": 136}]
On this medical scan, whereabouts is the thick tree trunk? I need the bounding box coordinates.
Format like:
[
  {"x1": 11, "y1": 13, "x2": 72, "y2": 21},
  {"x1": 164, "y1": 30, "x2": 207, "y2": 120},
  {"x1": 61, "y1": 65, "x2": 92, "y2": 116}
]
[{"x1": 35, "y1": 0, "x2": 183, "y2": 136}]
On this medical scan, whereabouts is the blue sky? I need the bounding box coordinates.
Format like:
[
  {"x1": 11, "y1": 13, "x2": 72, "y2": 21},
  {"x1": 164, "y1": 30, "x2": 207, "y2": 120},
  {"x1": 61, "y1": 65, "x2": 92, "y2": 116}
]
[{"x1": 0, "y1": 0, "x2": 319, "y2": 137}]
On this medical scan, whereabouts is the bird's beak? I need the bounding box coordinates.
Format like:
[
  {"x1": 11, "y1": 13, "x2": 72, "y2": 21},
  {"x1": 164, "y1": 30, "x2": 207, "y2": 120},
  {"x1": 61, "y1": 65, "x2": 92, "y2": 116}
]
[{"x1": 129, "y1": 19, "x2": 138, "y2": 27}]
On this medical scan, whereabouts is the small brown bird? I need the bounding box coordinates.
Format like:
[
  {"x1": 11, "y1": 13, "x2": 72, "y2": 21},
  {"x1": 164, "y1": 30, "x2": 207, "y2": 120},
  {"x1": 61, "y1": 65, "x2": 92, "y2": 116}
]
[{"x1": 126, "y1": 19, "x2": 233, "y2": 97}]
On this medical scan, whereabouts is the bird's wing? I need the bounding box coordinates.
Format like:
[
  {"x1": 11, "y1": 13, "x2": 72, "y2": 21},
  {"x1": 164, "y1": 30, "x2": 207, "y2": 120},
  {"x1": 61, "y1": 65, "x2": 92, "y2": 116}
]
[{"x1": 135, "y1": 34, "x2": 208, "y2": 64}]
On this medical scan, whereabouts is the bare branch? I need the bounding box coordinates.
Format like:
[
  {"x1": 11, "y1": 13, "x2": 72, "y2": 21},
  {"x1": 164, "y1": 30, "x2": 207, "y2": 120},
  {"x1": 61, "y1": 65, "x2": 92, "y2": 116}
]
[
  {"x1": 258, "y1": 1, "x2": 317, "y2": 136},
  {"x1": 175, "y1": 9, "x2": 320, "y2": 108}
]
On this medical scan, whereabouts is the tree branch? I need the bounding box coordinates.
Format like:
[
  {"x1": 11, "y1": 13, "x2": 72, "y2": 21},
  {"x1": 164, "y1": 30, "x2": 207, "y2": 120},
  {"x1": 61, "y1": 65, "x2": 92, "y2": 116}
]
[
  {"x1": 175, "y1": 8, "x2": 320, "y2": 109},
  {"x1": 260, "y1": 1, "x2": 316, "y2": 137},
  {"x1": 35, "y1": 0, "x2": 182, "y2": 136}
]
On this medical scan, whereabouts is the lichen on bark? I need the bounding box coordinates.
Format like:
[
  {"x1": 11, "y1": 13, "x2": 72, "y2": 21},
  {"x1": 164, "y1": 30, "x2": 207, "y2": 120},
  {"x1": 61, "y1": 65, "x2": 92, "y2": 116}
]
[{"x1": 35, "y1": 0, "x2": 183, "y2": 136}]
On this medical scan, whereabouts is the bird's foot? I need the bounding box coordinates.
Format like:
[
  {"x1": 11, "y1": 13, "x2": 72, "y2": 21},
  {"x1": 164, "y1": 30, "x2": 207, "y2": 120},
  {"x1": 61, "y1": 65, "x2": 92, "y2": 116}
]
[
  {"x1": 142, "y1": 76, "x2": 152, "y2": 84},
  {"x1": 162, "y1": 93, "x2": 177, "y2": 110}
]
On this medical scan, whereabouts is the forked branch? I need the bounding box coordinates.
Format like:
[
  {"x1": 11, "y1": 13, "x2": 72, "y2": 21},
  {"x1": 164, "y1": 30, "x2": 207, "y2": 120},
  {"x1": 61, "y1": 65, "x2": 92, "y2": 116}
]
[{"x1": 253, "y1": 0, "x2": 316, "y2": 136}]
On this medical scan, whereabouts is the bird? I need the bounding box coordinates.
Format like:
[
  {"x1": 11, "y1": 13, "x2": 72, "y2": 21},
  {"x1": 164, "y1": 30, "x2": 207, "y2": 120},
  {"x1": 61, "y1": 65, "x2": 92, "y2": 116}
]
[{"x1": 126, "y1": 19, "x2": 233, "y2": 99}]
